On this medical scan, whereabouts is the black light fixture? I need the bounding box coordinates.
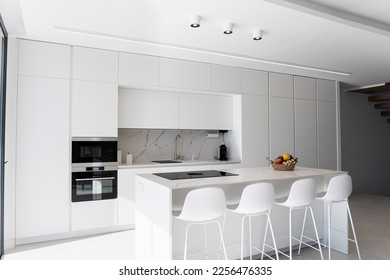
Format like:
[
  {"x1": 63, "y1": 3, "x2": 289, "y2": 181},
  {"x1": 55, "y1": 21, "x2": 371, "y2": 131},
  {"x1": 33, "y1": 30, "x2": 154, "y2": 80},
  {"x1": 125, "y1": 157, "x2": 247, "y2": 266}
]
[
  {"x1": 223, "y1": 22, "x2": 233, "y2": 34},
  {"x1": 190, "y1": 15, "x2": 200, "y2": 28},
  {"x1": 253, "y1": 29, "x2": 263, "y2": 40}
]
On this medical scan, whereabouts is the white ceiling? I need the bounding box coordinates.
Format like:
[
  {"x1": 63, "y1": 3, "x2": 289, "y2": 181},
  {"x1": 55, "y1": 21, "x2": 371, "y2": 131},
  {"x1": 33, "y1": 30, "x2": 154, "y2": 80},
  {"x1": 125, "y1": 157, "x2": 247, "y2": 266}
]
[{"x1": 1, "y1": 0, "x2": 390, "y2": 87}]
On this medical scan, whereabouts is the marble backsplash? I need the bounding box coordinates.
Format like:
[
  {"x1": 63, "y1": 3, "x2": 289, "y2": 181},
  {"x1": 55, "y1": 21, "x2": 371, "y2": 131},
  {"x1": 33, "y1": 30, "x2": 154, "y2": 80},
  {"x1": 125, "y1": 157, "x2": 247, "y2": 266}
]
[{"x1": 118, "y1": 129, "x2": 225, "y2": 163}]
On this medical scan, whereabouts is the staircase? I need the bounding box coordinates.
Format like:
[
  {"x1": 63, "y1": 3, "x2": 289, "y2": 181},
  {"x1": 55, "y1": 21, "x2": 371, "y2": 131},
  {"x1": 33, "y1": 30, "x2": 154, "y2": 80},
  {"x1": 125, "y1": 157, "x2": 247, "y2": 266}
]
[{"x1": 348, "y1": 83, "x2": 390, "y2": 124}]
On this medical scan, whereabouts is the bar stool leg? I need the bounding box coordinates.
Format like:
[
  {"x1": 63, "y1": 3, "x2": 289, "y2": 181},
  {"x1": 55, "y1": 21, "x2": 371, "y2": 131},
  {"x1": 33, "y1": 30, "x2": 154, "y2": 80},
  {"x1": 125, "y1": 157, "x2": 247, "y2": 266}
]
[
  {"x1": 289, "y1": 208, "x2": 293, "y2": 260},
  {"x1": 183, "y1": 223, "x2": 192, "y2": 260},
  {"x1": 327, "y1": 202, "x2": 332, "y2": 260},
  {"x1": 216, "y1": 221, "x2": 228, "y2": 260},
  {"x1": 240, "y1": 216, "x2": 246, "y2": 260},
  {"x1": 261, "y1": 213, "x2": 269, "y2": 260},
  {"x1": 204, "y1": 224, "x2": 209, "y2": 259},
  {"x1": 249, "y1": 216, "x2": 253, "y2": 260},
  {"x1": 298, "y1": 207, "x2": 308, "y2": 256},
  {"x1": 346, "y1": 202, "x2": 361, "y2": 260},
  {"x1": 309, "y1": 206, "x2": 324, "y2": 260}
]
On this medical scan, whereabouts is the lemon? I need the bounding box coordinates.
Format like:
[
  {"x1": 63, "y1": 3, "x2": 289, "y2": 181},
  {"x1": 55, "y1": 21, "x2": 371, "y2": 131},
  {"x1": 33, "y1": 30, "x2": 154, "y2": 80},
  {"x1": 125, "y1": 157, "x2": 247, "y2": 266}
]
[{"x1": 282, "y1": 153, "x2": 291, "y2": 161}]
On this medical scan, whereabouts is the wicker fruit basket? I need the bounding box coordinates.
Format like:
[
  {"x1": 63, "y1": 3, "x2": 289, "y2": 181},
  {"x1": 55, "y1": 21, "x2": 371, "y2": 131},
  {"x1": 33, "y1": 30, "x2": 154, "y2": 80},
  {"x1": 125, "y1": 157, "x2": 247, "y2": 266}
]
[
  {"x1": 271, "y1": 163, "x2": 296, "y2": 171},
  {"x1": 267, "y1": 154, "x2": 298, "y2": 171}
]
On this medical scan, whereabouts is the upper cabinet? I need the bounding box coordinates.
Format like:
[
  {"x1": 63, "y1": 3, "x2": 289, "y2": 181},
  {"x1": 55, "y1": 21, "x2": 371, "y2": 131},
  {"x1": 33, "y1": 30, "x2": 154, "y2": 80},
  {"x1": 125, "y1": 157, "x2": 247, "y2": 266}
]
[
  {"x1": 18, "y1": 40, "x2": 71, "y2": 79},
  {"x1": 72, "y1": 81, "x2": 118, "y2": 137},
  {"x1": 119, "y1": 52, "x2": 158, "y2": 87},
  {"x1": 269, "y1": 73, "x2": 294, "y2": 98},
  {"x1": 211, "y1": 65, "x2": 241, "y2": 93},
  {"x1": 241, "y1": 69, "x2": 268, "y2": 96},
  {"x1": 180, "y1": 93, "x2": 233, "y2": 130},
  {"x1": 159, "y1": 58, "x2": 211, "y2": 91},
  {"x1": 118, "y1": 88, "x2": 180, "y2": 129},
  {"x1": 317, "y1": 79, "x2": 336, "y2": 102},
  {"x1": 72, "y1": 47, "x2": 118, "y2": 83},
  {"x1": 294, "y1": 76, "x2": 316, "y2": 100}
]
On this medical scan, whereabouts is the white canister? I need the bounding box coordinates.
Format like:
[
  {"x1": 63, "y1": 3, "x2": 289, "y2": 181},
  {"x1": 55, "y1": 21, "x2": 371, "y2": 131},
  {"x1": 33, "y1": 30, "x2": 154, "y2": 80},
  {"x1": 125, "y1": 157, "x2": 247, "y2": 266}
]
[
  {"x1": 117, "y1": 150, "x2": 122, "y2": 164},
  {"x1": 126, "y1": 153, "x2": 133, "y2": 165}
]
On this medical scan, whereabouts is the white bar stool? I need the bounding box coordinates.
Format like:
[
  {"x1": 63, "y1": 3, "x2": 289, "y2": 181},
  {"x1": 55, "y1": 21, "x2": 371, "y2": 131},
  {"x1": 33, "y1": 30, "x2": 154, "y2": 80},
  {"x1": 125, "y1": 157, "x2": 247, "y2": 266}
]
[
  {"x1": 276, "y1": 178, "x2": 324, "y2": 260},
  {"x1": 174, "y1": 187, "x2": 228, "y2": 260},
  {"x1": 317, "y1": 174, "x2": 361, "y2": 260},
  {"x1": 225, "y1": 182, "x2": 279, "y2": 260}
]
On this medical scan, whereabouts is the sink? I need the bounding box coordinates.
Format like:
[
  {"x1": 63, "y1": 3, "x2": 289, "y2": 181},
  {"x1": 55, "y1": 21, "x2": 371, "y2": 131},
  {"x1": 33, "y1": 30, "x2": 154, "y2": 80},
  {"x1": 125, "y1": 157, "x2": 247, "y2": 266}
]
[{"x1": 151, "y1": 160, "x2": 182, "y2": 164}]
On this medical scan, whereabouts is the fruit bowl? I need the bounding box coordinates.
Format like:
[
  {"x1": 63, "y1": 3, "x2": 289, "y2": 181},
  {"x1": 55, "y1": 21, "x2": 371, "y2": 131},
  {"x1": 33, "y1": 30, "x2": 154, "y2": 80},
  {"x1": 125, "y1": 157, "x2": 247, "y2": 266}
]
[
  {"x1": 266, "y1": 154, "x2": 298, "y2": 171},
  {"x1": 271, "y1": 163, "x2": 296, "y2": 171}
]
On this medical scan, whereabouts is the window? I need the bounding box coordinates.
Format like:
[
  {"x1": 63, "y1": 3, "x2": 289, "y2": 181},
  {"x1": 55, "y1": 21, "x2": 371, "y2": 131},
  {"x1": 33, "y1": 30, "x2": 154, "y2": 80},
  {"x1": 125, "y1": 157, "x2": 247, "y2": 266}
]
[{"x1": 0, "y1": 14, "x2": 7, "y2": 259}]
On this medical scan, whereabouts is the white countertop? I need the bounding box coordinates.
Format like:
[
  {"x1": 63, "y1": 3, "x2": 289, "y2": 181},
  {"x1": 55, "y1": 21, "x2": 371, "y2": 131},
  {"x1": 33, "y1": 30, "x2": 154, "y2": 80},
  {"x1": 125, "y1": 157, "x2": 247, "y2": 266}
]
[
  {"x1": 136, "y1": 166, "x2": 346, "y2": 189},
  {"x1": 118, "y1": 159, "x2": 241, "y2": 169}
]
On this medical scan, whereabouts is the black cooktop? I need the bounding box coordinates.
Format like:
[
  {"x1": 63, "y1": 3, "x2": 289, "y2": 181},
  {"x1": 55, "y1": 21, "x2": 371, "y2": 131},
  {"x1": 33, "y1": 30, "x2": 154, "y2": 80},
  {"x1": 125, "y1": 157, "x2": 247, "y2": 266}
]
[{"x1": 153, "y1": 170, "x2": 238, "y2": 180}]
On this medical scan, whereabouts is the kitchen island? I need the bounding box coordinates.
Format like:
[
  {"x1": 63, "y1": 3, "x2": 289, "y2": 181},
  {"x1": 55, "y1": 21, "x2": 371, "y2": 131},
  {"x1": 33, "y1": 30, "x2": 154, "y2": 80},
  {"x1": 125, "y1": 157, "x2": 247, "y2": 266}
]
[{"x1": 135, "y1": 167, "x2": 348, "y2": 260}]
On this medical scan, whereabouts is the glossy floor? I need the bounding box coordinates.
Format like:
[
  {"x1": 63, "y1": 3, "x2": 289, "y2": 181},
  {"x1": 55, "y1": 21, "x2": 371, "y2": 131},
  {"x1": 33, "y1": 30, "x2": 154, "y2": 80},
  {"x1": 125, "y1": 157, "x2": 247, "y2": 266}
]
[{"x1": 2, "y1": 194, "x2": 390, "y2": 260}]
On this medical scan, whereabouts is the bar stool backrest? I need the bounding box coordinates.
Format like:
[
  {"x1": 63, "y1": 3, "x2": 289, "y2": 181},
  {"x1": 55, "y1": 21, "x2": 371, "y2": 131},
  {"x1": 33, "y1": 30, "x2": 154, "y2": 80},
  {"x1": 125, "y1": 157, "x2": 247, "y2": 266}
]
[
  {"x1": 177, "y1": 187, "x2": 226, "y2": 222},
  {"x1": 234, "y1": 182, "x2": 275, "y2": 214},
  {"x1": 284, "y1": 178, "x2": 316, "y2": 207},
  {"x1": 323, "y1": 174, "x2": 353, "y2": 202}
]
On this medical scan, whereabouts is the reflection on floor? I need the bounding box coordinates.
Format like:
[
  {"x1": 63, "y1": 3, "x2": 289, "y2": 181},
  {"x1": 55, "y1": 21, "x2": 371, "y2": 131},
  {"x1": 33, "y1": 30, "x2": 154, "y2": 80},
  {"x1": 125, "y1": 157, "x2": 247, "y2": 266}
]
[{"x1": 3, "y1": 194, "x2": 390, "y2": 260}]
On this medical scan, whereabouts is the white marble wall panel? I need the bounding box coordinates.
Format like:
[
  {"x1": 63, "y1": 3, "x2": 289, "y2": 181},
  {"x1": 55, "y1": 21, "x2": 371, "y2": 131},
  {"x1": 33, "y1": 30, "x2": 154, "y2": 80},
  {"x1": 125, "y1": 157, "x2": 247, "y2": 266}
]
[{"x1": 118, "y1": 129, "x2": 226, "y2": 163}]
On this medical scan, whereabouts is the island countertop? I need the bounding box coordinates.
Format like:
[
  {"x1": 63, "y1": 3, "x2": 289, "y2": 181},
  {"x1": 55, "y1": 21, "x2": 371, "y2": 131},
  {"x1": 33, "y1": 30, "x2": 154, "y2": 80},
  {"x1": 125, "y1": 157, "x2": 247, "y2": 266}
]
[{"x1": 136, "y1": 166, "x2": 346, "y2": 190}]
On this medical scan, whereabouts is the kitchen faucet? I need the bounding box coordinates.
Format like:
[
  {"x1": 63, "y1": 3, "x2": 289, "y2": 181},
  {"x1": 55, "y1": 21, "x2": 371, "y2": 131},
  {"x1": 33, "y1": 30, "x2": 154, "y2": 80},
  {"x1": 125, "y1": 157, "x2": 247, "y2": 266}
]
[{"x1": 174, "y1": 134, "x2": 183, "y2": 160}]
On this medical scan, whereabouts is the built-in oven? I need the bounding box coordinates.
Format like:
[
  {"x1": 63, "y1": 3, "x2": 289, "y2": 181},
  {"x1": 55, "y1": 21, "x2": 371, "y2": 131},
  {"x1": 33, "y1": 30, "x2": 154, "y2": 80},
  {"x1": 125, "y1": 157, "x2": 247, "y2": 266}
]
[
  {"x1": 71, "y1": 137, "x2": 118, "y2": 202},
  {"x1": 71, "y1": 165, "x2": 117, "y2": 202}
]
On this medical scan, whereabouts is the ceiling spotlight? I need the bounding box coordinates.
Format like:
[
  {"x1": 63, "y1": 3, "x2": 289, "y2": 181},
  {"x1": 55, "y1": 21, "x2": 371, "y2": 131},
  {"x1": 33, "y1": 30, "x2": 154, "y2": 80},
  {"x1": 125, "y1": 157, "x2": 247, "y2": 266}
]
[
  {"x1": 253, "y1": 29, "x2": 263, "y2": 40},
  {"x1": 190, "y1": 15, "x2": 200, "y2": 28},
  {"x1": 223, "y1": 22, "x2": 233, "y2": 34}
]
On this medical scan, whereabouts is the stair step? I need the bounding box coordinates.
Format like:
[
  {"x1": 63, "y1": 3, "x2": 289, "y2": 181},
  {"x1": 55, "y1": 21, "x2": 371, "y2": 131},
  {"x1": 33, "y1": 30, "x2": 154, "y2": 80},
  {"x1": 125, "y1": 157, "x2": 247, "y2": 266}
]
[
  {"x1": 349, "y1": 83, "x2": 390, "y2": 94},
  {"x1": 375, "y1": 103, "x2": 390, "y2": 109},
  {"x1": 368, "y1": 94, "x2": 390, "y2": 102},
  {"x1": 381, "y1": 111, "x2": 390, "y2": 116}
]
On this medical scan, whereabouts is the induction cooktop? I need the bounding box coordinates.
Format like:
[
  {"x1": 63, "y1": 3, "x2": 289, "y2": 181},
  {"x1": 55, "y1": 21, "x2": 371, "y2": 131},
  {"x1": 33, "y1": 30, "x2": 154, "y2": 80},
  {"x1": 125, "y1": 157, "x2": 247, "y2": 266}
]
[{"x1": 153, "y1": 170, "x2": 238, "y2": 180}]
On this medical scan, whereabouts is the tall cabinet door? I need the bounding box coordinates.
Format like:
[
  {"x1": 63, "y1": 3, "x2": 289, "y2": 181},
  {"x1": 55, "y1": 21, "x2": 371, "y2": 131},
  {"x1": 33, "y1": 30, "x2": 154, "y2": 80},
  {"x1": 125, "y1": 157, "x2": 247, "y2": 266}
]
[
  {"x1": 295, "y1": 99, "x2": 317, "y2": 167},
  {"x1": 241, "y1": 95, "x2": 269, "y2": 167},
  {"x1": 16, "y1": 76, "x2": 70, "y2": 239},
  {"x1": 269, "y1": 97, "x2": 294, "y2": 158},
  {"x1": 294, "y1": 76, "x2": 317, "y2": 167},
  {"x1": 317, "y1": 79, "x2": 337, "y2": 170}
]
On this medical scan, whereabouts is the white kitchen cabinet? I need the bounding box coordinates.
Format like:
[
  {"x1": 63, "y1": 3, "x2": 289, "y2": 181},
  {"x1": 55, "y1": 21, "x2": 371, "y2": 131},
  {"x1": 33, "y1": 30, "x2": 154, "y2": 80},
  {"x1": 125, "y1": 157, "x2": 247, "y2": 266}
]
[
  {"x1": 269, "y1": 97, "x2": 294, "y2": 158},
  {"x1": 18, "y1": 40, "x2": 71, "y2": 79},
  {"x1": 241, "y1": 69, "x2": 268, "y2": 96},
  {"x1": 318, "y1": 101, "x2": 337, "y2": 170},
  {"x1": 159, "y1": 58, "x2": 211, "y2": 91},
  {"x1": 118, "y1": 88, "x2": 180, "y2": 129},
  {"x1": 211, "y1": 64, "x2": 241, "y2": 93},
  {"x1": 269, "y1": 72, "x2": 294, "y2": 98},
  {"x1": 72, "y1": 80, "x2": 118, "y2": 137},
  {"x1": 180, "y1": 93, "x2": 233, "y2": 130},
  {"x1": 294, "y1": 76, "x2": 316, "y2": 100},
  {"x1": 317, "y1": 79, "x2": 336, "y2": 102},
  {"x1": 118, "y1": 168, "x2": 159, "y2": 226},
  {"x1": 295, "y1": 99, "x2": 317, "y2": 168},
  {"x1": 71, "y1": 200, "x2": 118, "y2": 231},
  {"x1": 241, "y1": 95, "x2": 269, "y2": 167},
  {"x1": 16, "y1": 76, "x2": 70, "y2": 239},
  {"x1": 119, "y1": 52, "x2": 158, "y2": 87},
  {"x1": 72, "y1": 46, "x2": 118, "y2": 83}
]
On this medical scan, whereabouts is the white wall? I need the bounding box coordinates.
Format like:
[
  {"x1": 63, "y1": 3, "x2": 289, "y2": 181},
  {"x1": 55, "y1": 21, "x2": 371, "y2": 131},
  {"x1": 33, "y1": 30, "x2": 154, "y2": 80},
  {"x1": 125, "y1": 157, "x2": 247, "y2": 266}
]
[{"x1": 340, "y1": 88, "x2": 390, "y2": 195}]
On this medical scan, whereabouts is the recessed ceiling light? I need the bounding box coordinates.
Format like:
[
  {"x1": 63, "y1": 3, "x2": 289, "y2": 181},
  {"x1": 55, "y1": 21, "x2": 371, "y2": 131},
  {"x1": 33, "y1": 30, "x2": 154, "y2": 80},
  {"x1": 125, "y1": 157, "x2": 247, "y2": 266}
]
[
  {"x1": 253, "y1": 30, "x2": 263, "y2": 40},
  {"x1": 190, "y1": 15, "x2": 200, "y2": 28},
  {"x1": 223, "y1": 22, "x2": 233, "y2": 34}
]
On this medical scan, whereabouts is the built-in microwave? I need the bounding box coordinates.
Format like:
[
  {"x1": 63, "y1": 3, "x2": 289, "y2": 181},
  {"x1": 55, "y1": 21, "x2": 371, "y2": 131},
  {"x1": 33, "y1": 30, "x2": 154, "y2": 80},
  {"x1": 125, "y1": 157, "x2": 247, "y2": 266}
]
[{"x1": 72, "y1": 137, "x2": 117, "y2": 165}]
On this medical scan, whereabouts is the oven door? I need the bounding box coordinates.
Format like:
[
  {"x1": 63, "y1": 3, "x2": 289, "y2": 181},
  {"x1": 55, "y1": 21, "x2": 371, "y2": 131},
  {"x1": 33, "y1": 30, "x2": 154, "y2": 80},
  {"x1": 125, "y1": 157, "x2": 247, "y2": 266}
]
[{"x1": 72, "y1": 170, "x2": 117, "y2": 202}]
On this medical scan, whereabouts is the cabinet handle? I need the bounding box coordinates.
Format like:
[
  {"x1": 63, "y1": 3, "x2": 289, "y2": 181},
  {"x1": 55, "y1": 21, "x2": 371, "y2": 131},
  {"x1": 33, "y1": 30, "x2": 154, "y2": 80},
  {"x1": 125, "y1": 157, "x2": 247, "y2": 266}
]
[{"x1": 75, "y1": 177, "x2": 116, "y2": 182}]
